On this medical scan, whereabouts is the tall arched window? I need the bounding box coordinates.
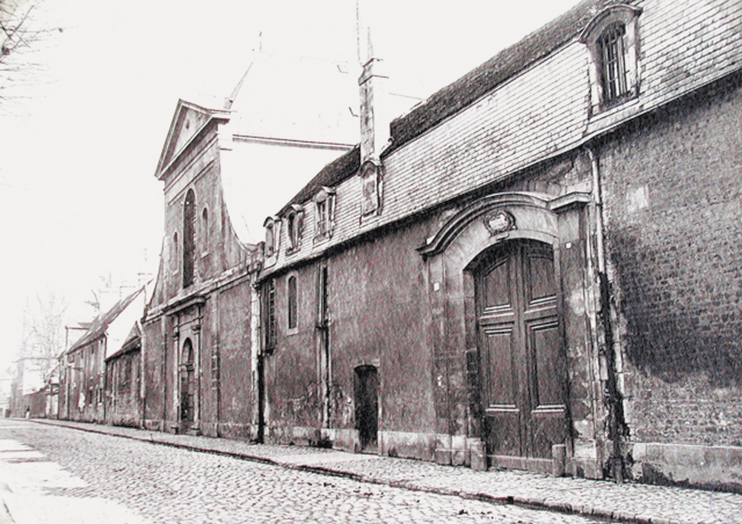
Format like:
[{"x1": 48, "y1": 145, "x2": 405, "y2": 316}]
[
  {"x1": 288, "y1": 275, "x2": 298, "y2": 330},
  {"x1": 172, "y1": 232, "x2": 179, "y2": 272},
  {"x1": 201, "y1": 207, "x2": 209, "y2": 250},
  {"x1": 183, "y1": 189, "x2": 196, "y2": 287}
]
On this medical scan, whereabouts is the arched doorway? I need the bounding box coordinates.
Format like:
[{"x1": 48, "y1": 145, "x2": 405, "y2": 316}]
[
  {"x1": 180, "y1": 338, "x2": 196, "y2": 431},
  {"x1": 472, "y1": 239, "x2": 568, "y2": 465},
  {"x1": 354, "y1": 365, "x2": 379, "y2": 452}
]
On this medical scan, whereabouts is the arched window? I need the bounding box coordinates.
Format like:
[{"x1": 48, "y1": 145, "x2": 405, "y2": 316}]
[
  {"x1": 172, "y1": 232, "x2": 179, "y2": 272},
  {"x1": 580, "y1": 5, "x2": 641, "y2": 112},
  {"x1": 285, "y1": 205, "x2": 304, "y2": 253},
  {"x1": 264, "y1": 217, "x2": 277, "y2": 258},
  {"x1": 201, "y1": 208, "x2": 209, "y2": 250},
  {"x1": 288, "y1": 275, "x2": 298, "y2": 330},
  {"x1": 183, "y1": 189, "x2": 196, "y2": 287},
  {"x1": 597, "y1": 22, "x2": 628, "y2": 104}
]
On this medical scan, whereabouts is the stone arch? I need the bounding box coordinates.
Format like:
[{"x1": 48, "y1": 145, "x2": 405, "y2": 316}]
[{"x1": 420, "y1": 190, "x2": 601, "y2": 476}]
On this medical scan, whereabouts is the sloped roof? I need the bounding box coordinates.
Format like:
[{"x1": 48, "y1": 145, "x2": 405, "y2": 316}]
[
  {"x1": 67, "y1": 287, "x2": 144, "y2": 354},
  {"x1": 276, "y1": 0, "x2": 622, "y2": 211},
  {"x1": 226, "y1": 51, "x2": 358, "y2": 143},
  {"x1": 105, "y1": 322, "x2": 141, "y2": 362},
  {"x1": 388, "y1": 0, "x2": 622, "y2": 151},
  {"x1": 218, "y1": 52, "x2": 360, "y2": 243},
  {"x1": 279, "y1": 145, "x2": 360, "y2": 215}
]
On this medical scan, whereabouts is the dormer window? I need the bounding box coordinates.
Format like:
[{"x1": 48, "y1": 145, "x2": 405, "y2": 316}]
[
  {"x1": 285, "y1": 205, "x2": 304, "y2": 253},
  {"x1": 581, "y1": 5, "x2": 641, "y2": 113},
  {"x1": 313, "y1": 187, "x2": 336, "y2": 240},
  {"x1": 598, "y1": 23, "x2": 629, "y2": 104},
  {"x1": 264, "y1": 217, "x2": 278, "y2": 257},
  {"x1": 359, "y1": 160, "x2": 382, "y2": 217}
]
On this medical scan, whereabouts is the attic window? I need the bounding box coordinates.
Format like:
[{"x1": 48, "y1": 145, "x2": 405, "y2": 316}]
[
  {"x1": 264, "y1": 217, "x2": 277, "y2": 257},
  {"x1": 285, "y1": 205, "x2": 304, "y2": 253},
  {"x1": 313, "y1": 187, "x2": 336, "y2": 240},
  {"x1": 598, "y1": 23, "x2": 629, "y2": 103},
  {"x1": 359, "y1": 160, "x2": 382, "y2": 217},
  {"x1": 581, "y1": 5, "x2": 641, "y2": 113}
]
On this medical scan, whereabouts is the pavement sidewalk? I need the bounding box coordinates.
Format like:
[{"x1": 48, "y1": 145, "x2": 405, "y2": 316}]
[{"x1": 30, "y1": 419, "x2": 742, "y2": 524}]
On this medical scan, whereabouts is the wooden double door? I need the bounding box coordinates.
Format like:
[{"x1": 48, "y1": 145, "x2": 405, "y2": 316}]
[{"x1": 475, "y1": 240, "x2": 569, "y2": 465}]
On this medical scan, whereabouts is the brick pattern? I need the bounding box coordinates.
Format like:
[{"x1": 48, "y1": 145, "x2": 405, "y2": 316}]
[
  {"x1": 601, "y1": 73, "x2": 742, "y2": 445},
  {"x1": 265, "y1": 0, "x2": 742, "y2": 277}
]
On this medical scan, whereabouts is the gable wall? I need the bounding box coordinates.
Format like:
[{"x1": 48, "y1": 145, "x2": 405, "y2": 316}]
[{"x1": 144, "y1": 111, "x2": 255, "y2": 435}]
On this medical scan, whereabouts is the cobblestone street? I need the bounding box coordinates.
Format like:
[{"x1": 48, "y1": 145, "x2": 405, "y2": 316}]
[{"x1": 0, "y1": 420, "x2": 609, "y2": 523}]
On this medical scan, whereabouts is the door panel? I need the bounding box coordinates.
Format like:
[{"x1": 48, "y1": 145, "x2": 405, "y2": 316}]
[
  {"x1": 476, "y1": 240, "x2": 569, "y2": 464},
  {"x1": 483, "y1": 326, "x2": 517, "y2": 406},
  {"x1": 482, "y1": 257, "x2": 512, "y2": 312},
  {"x1": 530, "y1": 320, "x2": 563, "y2": 407}
]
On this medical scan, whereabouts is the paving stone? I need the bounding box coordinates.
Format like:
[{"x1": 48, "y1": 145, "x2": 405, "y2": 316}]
[{"x1": 18, "y1": 419, "x2": 742, "y2": 524}]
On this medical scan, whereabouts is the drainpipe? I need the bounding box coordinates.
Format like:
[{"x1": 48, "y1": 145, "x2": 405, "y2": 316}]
[{"x1": 586, "y1": 145, "x2": 625, "y2": 483}]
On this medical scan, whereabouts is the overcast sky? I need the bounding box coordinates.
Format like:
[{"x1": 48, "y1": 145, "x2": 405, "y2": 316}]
[{"x1": 0, "y1": 0, "x2": 581, "y2": 371}]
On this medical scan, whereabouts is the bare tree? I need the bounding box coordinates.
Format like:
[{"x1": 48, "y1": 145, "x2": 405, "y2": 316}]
[
  {"x1": 19, "y1": 289, "x2": 68, "y2": 387},
  {"x1": 0, "y1": 0, "x2": 58, "y2": 100}
]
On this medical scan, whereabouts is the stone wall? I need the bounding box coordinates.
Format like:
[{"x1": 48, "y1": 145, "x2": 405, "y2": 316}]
[
  {"x1": 106, "y1": 350, "x2": 141, "y2": 427},
  {"x1": 600, "y1": 72, "x2": 742, "y2": 489}
]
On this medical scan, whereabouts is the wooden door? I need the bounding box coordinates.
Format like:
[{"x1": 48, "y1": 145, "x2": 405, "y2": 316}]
[
  {"x1": 354, "y1": 365, "x2": 379, "y2": 451},
  {"x1": 180, "y1": 339, "x2": 195, "y2": 426},
  {"x1": 475, "y1": 240, "x2": 568, "y2": 465}
]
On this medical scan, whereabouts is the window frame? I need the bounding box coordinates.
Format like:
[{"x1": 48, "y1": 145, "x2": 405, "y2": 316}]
[
  {"x1": 580, "y1": 5, "x2": 641, "y2": 114},
  {"x1": 263, "y1": 279, "x2": 277, "y2": 353},
  {"x1": 263, "y1": 216, "x2": 279, "y2": 258},
  {"x1": 183, "y1": 188, "x2": 197, "y2": 288},
  {"x1": 285, "y1": 205, "x2": 304, "y2": 254},
  {"x1": 313, "y1": 187, "x2": 336, "y2": 241},
  {"x1": 287, "y1": 273, "x2": 298, "y2": 332}
]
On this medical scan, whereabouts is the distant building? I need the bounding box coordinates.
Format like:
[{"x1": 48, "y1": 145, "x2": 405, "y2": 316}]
[
  {"x1": 59, "y1": 287, "x2": 147, "y2": 423},
  {"x1": 105, "y1": 322, "x2": 142, "y2": 427}
]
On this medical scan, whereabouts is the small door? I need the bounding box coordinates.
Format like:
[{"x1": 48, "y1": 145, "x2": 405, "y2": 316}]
[
  {"x1": 475, "y1": 240, "x2": 568, "y2": 464},
  {"x1": 354, "y1": 365, "x2": 379, "y2": 451}
]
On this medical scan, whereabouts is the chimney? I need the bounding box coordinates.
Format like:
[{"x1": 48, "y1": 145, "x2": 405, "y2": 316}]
[{"x1": 358, "y1": 31, "x2": 389, "y2": 164}]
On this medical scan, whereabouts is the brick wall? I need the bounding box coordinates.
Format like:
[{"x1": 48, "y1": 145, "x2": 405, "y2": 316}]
[{"x1": 600, "y1": 73, "x2": 742, "y2": 445}]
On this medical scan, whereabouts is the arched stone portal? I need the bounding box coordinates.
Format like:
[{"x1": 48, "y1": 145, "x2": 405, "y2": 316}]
[
  {"x1": 420, "y1": 191, "x2": 605, "y2": 477},
  {"x1": 468, "y1": 239, "x2": 568, "y2": 466}
]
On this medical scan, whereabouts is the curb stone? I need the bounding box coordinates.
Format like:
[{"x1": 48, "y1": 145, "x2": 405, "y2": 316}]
[{"x1": 25, "y1": 419, "x2": 718, "y2": 524}]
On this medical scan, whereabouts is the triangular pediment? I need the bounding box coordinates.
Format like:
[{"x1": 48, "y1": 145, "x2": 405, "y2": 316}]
[{"x1": 155, "y1": 99, "x2": 228, "y2": 179}]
